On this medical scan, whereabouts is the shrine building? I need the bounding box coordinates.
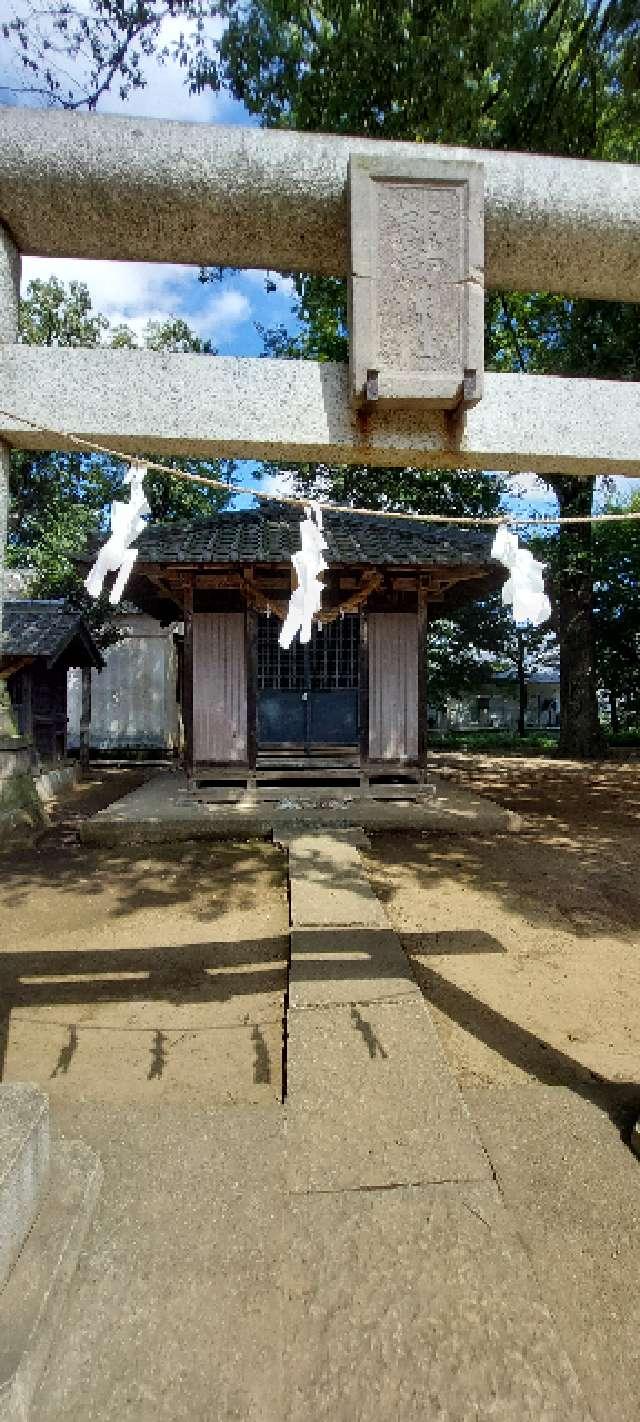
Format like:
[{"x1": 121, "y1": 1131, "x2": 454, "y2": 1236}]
[{"x1": 121, "y1": 502, "x2": 503, "y2": 789}]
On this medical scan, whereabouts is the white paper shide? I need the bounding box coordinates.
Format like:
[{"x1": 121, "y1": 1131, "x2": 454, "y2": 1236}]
[
  {"x1": 491, "y1": 525, "x2": 551, "y2": 627},
  {"x1": 279, "y1": 505, "x2": 328, "y2": 648},
  {"x1": 85, "y1": 464, "x2": 151, "y2": 605}
]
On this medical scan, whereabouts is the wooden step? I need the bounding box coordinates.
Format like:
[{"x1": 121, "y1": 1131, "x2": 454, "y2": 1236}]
[
  {"x1": 256, "y1": 769, "x2": 360, "y2": 783},
  {"x1": 256, "y1": 757, "x2": 360, "y2": 770},
  {"x1": 192, "y1": 783, "x2": 435, "y2": 806}
]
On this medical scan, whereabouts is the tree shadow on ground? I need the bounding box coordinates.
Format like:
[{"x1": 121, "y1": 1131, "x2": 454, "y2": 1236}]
[
  {"x1": 364, "y1": 822, "x2": 640, "y2": 941},
  {"x1": 431, "y1": 753, "x2": 640, "y2": 842},
  {"x1": 0, "y1": 836, "x2": 287, "y2": 924}
]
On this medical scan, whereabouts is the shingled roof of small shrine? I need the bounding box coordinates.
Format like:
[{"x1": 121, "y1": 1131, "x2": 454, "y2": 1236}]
[
  {"x1": 2, "y1": 600, "x2": 104, "y2": 668},
  {"x1": 134, "y1": 501, "x2": 499, "y2": 569}
]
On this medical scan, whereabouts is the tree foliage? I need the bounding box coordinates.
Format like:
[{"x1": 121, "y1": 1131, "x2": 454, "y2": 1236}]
[
  {"x1": 9, "y1": 278, "x2": 231, "y2": 643},
  {"x1": 593, "y1": 501, "x2": 640, "y2": 728},
  {"x1": 5, "y1": 0, "x2": 638, "y2": 155},
  {"x1": 4, "y1": 1, "x2": 640, "y2": 745}
]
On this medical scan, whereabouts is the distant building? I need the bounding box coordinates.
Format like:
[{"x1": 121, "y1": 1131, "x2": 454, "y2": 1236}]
[
  {"x1": 2, "y1": 600, "x2": 103, "y2": 761},
  {"x1": 67, "y1": 609, "x2": 180, "y2": 755},
  {"x1": 433, "y1": 668, "x2": 560, "y2": 732}
]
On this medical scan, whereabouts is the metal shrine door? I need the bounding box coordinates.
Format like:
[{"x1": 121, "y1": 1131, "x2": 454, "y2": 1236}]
[{"x1": 256, "y1": 614, "x2": 359, "y2": 750}]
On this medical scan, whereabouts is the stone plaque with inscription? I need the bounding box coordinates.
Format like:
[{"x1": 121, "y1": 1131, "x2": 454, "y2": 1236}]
[{"x1": 349, "y1": 156, "x2": 484, "y2": 409}]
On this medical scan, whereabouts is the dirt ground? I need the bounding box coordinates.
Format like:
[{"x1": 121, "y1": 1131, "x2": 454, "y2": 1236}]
[
  {"x1": 364, "y1": 754, "x2": 640, "y2": 1105},
  {"x1": 0, "y1": 771, "x2": 288, "y2": 1105}
]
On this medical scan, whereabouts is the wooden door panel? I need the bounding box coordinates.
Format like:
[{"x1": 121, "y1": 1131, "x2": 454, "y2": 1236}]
[
  {"x1": 368, "y1": 613, "x2": 418, "y2": 761},
  {"x1": 193, "y1": 613, "x2": 247, "y2": 762}
]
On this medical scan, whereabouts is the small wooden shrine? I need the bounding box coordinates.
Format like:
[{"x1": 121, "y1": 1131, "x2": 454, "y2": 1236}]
[
  {"x1": 123, "y1": 503, "x2": 503, "y2": 787},
  {"x1": 2, "y1": 600, "x2": 104, "y2": 761}
]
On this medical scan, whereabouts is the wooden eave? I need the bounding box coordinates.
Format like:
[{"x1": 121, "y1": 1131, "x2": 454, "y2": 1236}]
[
  {"x1": 131, "y1": 556, "x2": 503, "y2": 618},
  {"x1": 0, "y1": 655, "x2": 34, "y2": 681}
]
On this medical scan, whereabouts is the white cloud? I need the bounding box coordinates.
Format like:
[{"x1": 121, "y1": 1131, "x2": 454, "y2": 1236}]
[
  {"x1": 258, "y1": 470, "x2": 296, "y2": 499},
  {"x1": 506, "y1": 472, "x2": 553, "y2": 501},
  {"x1": 21, "y1": 256, "x2": 253, "y2": 345},
  {"x1": 21, "y1": 255, "x2": 194, "y2": 317},
  {"x1": 189, "y1": 288, "x2": 251, "y2": 342}
]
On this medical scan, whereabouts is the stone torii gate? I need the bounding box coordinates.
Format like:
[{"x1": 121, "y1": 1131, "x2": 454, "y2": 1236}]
[
  {"x1": 0, "y1": 110, "x2": 638, "y2": 1164},
  {"x1": 1, "y1": 106, "x2": 640, "y2": 650}
]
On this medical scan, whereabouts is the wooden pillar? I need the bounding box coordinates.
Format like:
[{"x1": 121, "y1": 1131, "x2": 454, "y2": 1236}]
[
  {"x1": 358, "y1": 608, "x2": 369, "y2": 784},
  {"x1": 183, "y1": 583, "x2": 194, "y2": 781},
  {"x1": 79, "y1": 665, "x2": 91, "y2": 778},
  {"x1": 245, "y1": 604, "x2": 258, "y2": 779},
  {"x1": 20, "y1": 667, "x2": 33, "y2": 744},
  {"x1": 417, "y1": 582, "x2": 429, "y2": 781}
]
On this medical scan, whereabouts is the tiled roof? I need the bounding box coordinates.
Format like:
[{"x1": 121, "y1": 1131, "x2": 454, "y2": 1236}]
[
  {"x1": 135, "y1": 501, "x2": 498, "y2": 569},
  {"x1": 2, "y1": 600, "x2": 103, "y2": 667}
]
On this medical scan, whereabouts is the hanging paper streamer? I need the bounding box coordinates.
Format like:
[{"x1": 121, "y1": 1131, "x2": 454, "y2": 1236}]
[
  {"x1": 85, "y1": 463, "x2": 151, "y2": 606},
  {"x1": 279, "y1": 504, "x2": 328, "y2": 648},
  {"x1": 491, "y1": 525, "x2": 551, "y2": 627}
]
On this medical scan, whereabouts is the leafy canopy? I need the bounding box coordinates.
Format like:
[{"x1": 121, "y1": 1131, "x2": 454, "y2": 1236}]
[{"x1": 9, "y1": 277, "x2": 232, "y2": 642}]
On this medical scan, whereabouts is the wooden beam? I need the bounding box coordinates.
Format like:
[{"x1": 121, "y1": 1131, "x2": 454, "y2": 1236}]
[
  {"x1": 182, "y1": 583, "x2": 194, "y2": 779},
  {"x1": 191, "y1": 573, "x2": 243, "y2": 590},
  {"x1": 359, "y1": 609, "x2": 370, "y2": 782},
  {"x1": 22, "y1": 667, "x2": 33, "y2": 744},
  {"x1": 0, "y1": 656, "x2": 33, "y2": 681},
  {"x1": 417, "y1": 583, "x2": 429, "y2": 781},
  {"x1": 143, "y1": 567, "x2": 178, "y2": 599},
  {"x1": 79, "y1": 665, "x2": 91, "y2": 778},
  {"x1": 391, "y1": 577, "x2": 418, "y2": 592},
  {"x1": 245, "y1": 604, "x2": 258, "y2": 774}
]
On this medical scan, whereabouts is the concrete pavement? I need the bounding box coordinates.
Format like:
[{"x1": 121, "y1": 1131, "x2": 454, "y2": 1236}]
[{"x1": 32, "y1": 830, "x2": 622, "y2": 1420}]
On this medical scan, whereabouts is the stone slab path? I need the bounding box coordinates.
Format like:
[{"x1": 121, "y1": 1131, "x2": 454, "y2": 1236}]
[
  {"x1": 281, "y1": 832, "x2": 593, "y2": 1420},
  {"x1": 35, "y1": 831, "x2": 595, "y2": 1420}
]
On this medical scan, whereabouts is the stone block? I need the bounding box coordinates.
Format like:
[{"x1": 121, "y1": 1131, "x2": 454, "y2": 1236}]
[
  {"x1": 0, "y1": 226, "x2": 19, "y2": 343},
  {"x1": 0, "y1": 1139, "x2": 102, "y2": 1422},
  {"x1": 287, "y1": 834, "x2": 389, "y2": 928},
  {"x1": 288, "y1": 926, "x2": 421, "y2": 1009},
  {"x1": 0, "y1": 1085, "x2": 50, "y2": 1291},
  {"x1": 465, "y1": 1084, "x2": 640, "y2": 1422},
  {"x1": 2, "y1": 346, "x2": 634, "y2": 478},
  {"x1": 32, "y1": 1104, "x2": 284, "y2": 1421},
  {"x1": 1, "y1": 107, "x2": 640, "y2": 304},
  {"x1": 349, "y1": 156, "x2": 484, "y2": 409},
  {"x1": 285, "y1": 1182, "x2": 590, "y2": 1421},
  {"x1": 285, "y1": 999, "x2": 491, "y2": 1191}
]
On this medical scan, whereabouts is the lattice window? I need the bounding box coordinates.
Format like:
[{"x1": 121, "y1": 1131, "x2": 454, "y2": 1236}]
[
  {"x1": 257, "y1": 613, "x2": 359, "y2": 690},
  {"x1": 257, "y1": 614, "x2": 305, "y2": 690},
  {"x1": 310, "y1": 616, "x2": 359, "y2": 690}
]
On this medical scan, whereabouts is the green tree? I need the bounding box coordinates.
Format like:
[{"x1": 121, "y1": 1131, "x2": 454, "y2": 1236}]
[
  {"x1": 427, "y1": 589, "x2": 556, "y2": 736},
  {"x1": 592, "y1": 507, "x2": 640, "y2": 731},
  {"x1": 9, "y1": 278, "x2": 231, "y2": 643},
  {"x1": 4, "y1": 1, "x2": 640, "y2": 748},
  {"x1": 216, "y1": 0, "x2": 640, "y2": 758},
  {"x1": 539, "y1": 495, "x2": 640, "y2": 732}
]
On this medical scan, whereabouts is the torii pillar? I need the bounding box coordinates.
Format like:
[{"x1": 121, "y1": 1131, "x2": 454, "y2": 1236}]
[{"x1": 0, "y1": 224, "x2": 20, "y2": 735}]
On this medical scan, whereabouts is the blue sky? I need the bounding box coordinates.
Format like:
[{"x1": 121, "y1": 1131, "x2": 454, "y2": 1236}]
[{"x1": 1, "y1": 14, "x2": 634, "y2": 519}]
